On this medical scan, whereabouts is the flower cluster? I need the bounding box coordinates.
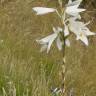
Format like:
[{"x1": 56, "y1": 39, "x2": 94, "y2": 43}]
[{"x1": 32, "y1": 0, "x2": 95, "y2": 53}]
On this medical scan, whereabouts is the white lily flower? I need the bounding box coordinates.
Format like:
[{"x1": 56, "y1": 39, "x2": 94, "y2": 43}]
[
  {"x1": 69, "y1": 19, "x2": 96, "y2": 45},
  {"x1": 66, "y1": 0, "x2": 85, "y2": 17},
  {"x1": 36, "y1": 33, "x2": 57, "y2": 53},
  {"x1": 36, "y1": 27, "x2": 62, "y2": 53},
  {"x1": 32, "y1": 7, "x2": 56, "y2": 15},
  {"x1": 65, "y1": 39, "x2": 70, "y2": 47}
]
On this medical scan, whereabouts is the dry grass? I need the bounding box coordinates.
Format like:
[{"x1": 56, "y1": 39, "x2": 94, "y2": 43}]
[{"x1": 0, "y1": 0, "x2": 96, "y2": 96}]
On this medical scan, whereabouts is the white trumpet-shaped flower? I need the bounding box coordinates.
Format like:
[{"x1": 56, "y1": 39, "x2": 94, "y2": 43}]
[
  {"x1": 36, "y1": 27, "x2": 70, "y2": 53},
  {"x1": 66, "y1": 0, "x2": 85, "y2": 17},
  {"x1": 69, "y1": 19, "x2": 96, "y2": 45},
  {"x1": 32, "y1": 7, "x2": 56, "y2": 15},
  {"x1": 36, "y1": 27, "x2": 62, "y2": 53}
]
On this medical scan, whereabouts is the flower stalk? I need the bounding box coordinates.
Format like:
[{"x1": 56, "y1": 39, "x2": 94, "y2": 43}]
[
  {"x1": 57, "y1": 1, "x2": 68, "y2": 94},
  {"x1": 60, "y1": 8, "x2": 67, "y2": 96},
  {"x1": 61, "y1": 35, "x2": 66, "y2": 96}
]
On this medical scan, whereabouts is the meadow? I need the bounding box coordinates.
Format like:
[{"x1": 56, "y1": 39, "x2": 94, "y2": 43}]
[{"x1": 0, "y1": 0, "x2": 96, "y2": 96}]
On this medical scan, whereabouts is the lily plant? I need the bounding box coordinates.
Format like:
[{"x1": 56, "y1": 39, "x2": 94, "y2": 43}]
[{"x1": 32, "y1": 0, "x2": 95, "y2": 95}]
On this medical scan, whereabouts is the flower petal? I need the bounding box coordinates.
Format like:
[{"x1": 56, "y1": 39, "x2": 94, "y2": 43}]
[
  {"x1": 69, "y1": 13, "x2": 81, "y2": 19},
  {"x1": 47, "y1": 33, "x2": 57, "y2": 53},
  {"x1": 67, "y1": 0, "x2": 82, "y2": 7},
  {"x1": 66, "y1": 6, "x2": 85, "y2": 16},
  {"x1": 66, "y1": 0, "x2": 85, "y2": 16},
  {"x1": 82, "y1": 27, "x2": 96, "y2": 36},
  {"x1": 65, "y1": 39, "x2": 70, "y2": 47},
  {"x1": 69, "y1": 19, "x2": 85, "y2": 35},
  {"x1": 64, "y1": 24, "x2": 70, "y2": 36},
  {"x1": 36, "y1": 33, "x2": 57, "y2": 53},
  {"x1": 78, "y1": 35, "x2": 88, "y2": 46},
  {"x1": 53, "y1": 27, "x2": 62, "y2": 34},
  {"x1": 56, "y1": 37, "x2": 62, "y2": 50},
  {"x1": 32, "y1": 7, "x2": 56, "y2": 15},
  {"x1": 37, "y1": 33, "x2": 57, "y2": 44}
]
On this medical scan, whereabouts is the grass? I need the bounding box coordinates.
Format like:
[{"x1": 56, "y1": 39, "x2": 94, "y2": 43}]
[{"x1": 0, "y1": 0, "x2": 96, "y2": 96}]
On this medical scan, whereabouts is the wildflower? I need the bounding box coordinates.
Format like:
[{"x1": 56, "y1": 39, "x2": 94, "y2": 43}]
[
  {"x1": 36, "y1": 26, "x2": 71, "y2": 53},
  {"x1": 65, "y1": 0, "x2": 85, "y2": 17},
  {"x1": 32, "y1": 7, "x2": 56, "y2": 15},
  {"x1": 32, "y1": 0, "x2": 85, "y2": 19},
  {"x1": 36, "y1": 27, "x2": 62, "y2": 53},
  {"x1": 69, "y1": 19, "x2": 95, "y2": 45}
]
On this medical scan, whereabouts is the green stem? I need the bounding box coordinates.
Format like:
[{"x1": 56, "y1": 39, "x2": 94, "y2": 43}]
[
  {"x1": 61, "y1": 37, "x2": 66, "y2": 96},
  {"x1": 57, "y1": 1, "x2": 67, "y2": 95},
  {"x1": 61, "y1": 10, "x2": 67, "y2": 96}
]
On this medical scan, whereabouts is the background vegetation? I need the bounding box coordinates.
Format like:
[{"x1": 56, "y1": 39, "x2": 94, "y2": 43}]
[{"x1": 0, "y1": 0, "x2": 96, "y2": 96}]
